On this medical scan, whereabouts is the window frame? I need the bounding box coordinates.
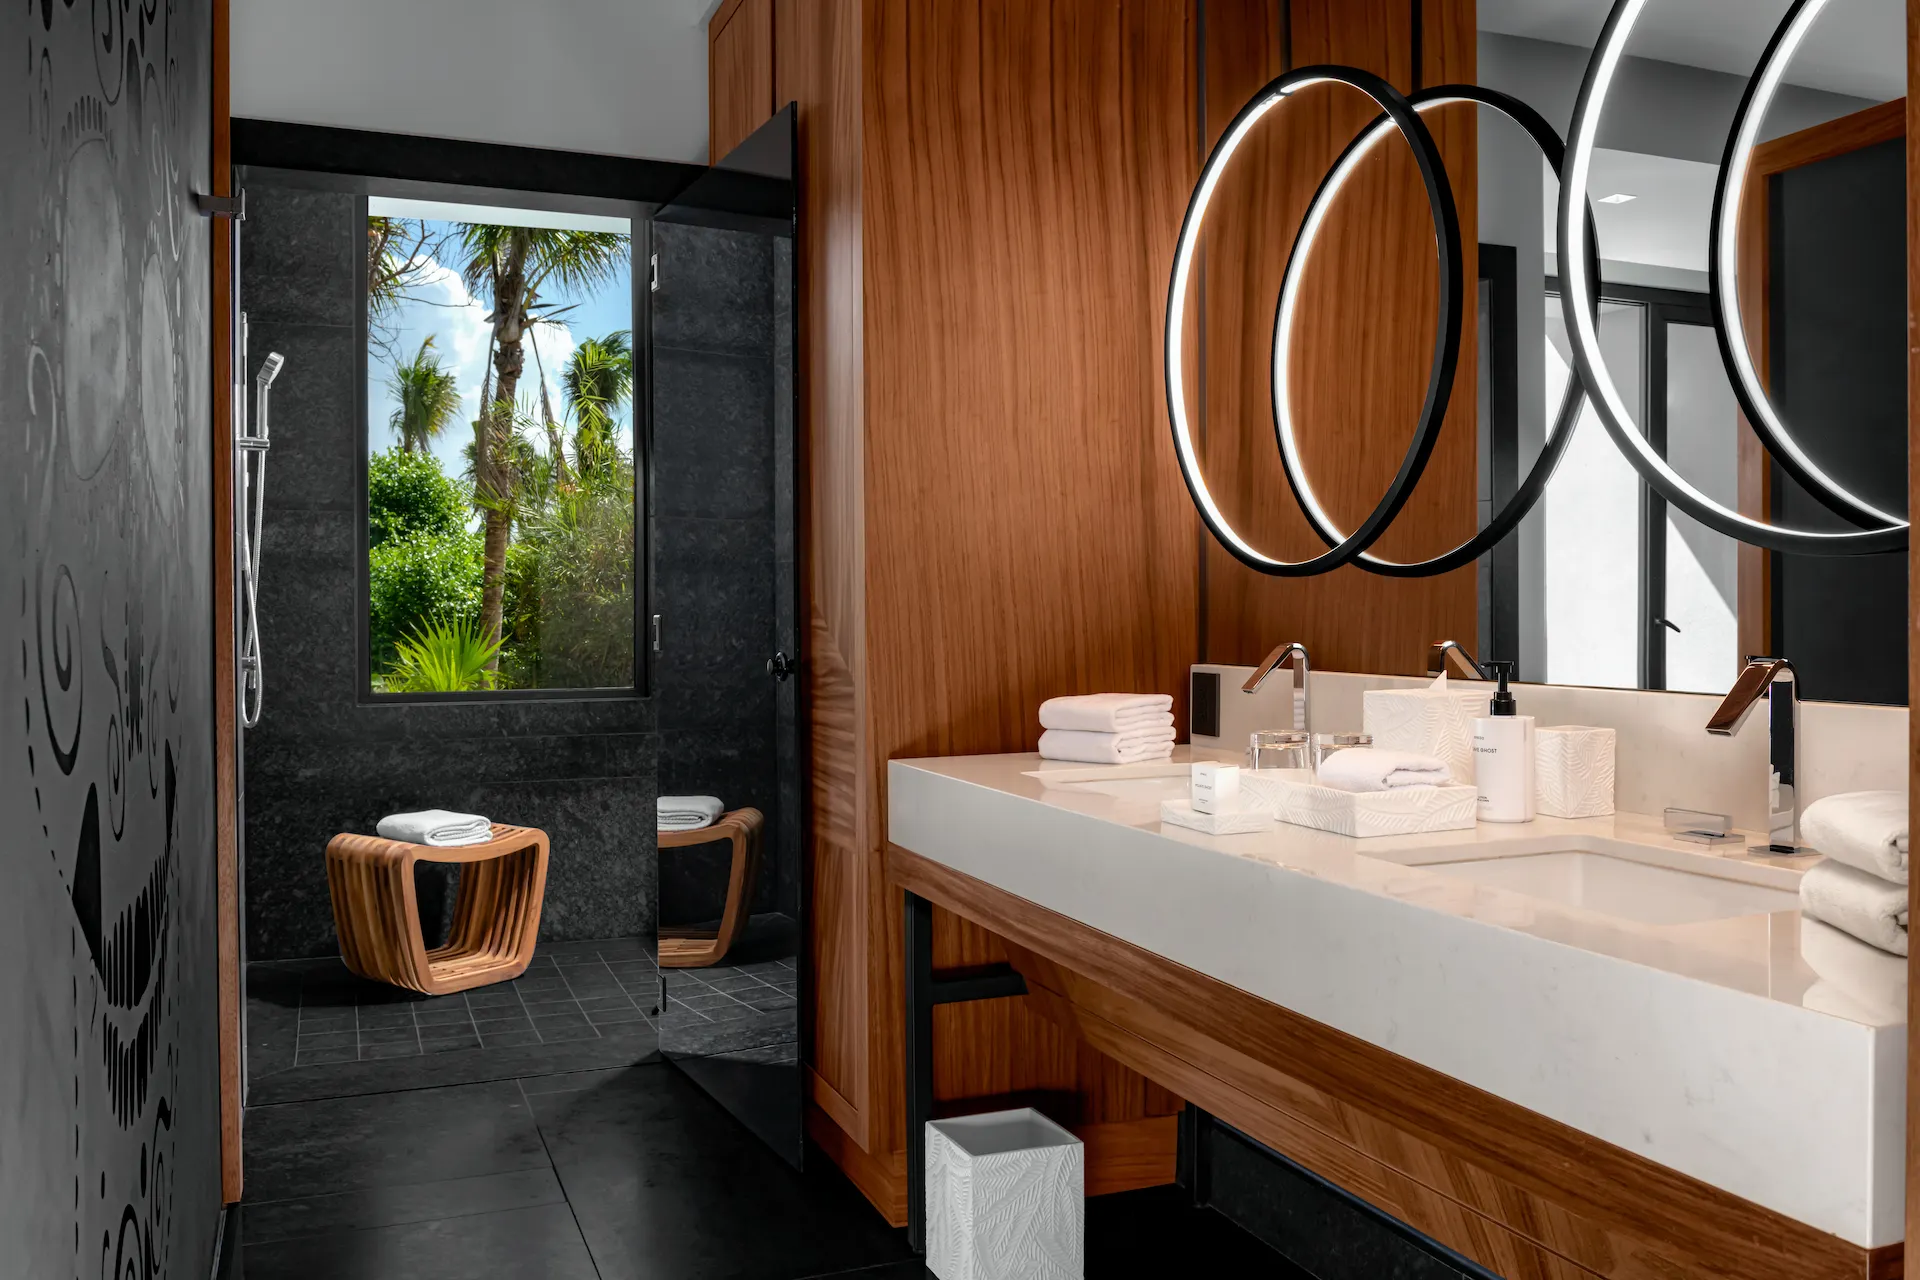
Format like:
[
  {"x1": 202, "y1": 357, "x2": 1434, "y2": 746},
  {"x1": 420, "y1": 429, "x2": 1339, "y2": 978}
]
[{"x1": 233, "y1": 121, "x2": 702, "y2": 705}]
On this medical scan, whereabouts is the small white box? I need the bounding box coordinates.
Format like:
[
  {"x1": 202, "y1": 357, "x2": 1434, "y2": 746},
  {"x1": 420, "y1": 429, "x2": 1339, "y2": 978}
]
[
  {"x1": 1160, "y1": 798, "x2": 1271, "y2": 835},
  {"x1": 926, "y1": 1109, "x2": 1084, "y2": 1280},
  {"x1": 1535, "y1": 725, "x2": 1616, "y2": 818},
  {"x1": 1190, "y1": 762, "x2": 1241, "y2": 814}
]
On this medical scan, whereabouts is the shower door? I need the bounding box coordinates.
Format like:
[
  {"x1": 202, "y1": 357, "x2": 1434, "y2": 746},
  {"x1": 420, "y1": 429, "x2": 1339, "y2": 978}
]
[{"x1": 650, "y1": 106, "x2": 804, "y2": 1164}]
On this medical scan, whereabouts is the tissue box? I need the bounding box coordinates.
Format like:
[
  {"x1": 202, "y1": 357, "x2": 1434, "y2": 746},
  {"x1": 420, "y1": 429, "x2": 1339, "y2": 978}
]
[
  {"x1": 1535, "y1": 725, "x2": 1616, "y2": 818},
  {"x1": 1362, "y1": 687, "x2": 1487, "y2": 785},
  {"x1": 927, "y1": 1109, "x2": 1084, "y2": 1280}
]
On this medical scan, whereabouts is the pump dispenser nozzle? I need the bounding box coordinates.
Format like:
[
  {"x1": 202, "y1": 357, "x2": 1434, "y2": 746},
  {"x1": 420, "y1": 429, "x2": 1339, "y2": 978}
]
[{"x1": 1486, "y1": 661, "x2": 1518, "y2": 717}]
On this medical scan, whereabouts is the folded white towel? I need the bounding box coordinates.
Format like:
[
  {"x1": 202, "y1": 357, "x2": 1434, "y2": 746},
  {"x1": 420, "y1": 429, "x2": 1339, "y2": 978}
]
[
  {"x1": 658, "y1": 795, "x2": 725, "y2": 832},
  {"x1": 1039, "y1": 693, "x2": 1176, "y2": 734},
  {"x1": 1800, "y1": 859, "x2": 1908, "y2": 957},
  {"x1": 1314, "y1": 748, "x2": 1452, "y2": 793},
  {"x1": 377, "y1": 809, "x2": 493, "y2": 847},
  {"x1": 1799, "y1": 915, "x2": 1906, "y2": 1022},
  {"x1": 1802, "y1": 790, "x2": 1908, "y2": 885},
  {"x1": 1037, "y1": 726, "x2": 1176, "y2": 766}
]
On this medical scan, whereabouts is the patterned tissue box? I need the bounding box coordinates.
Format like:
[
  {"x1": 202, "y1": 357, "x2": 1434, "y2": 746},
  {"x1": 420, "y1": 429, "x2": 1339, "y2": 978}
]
[
  {"x1": 1535, "y1": 725, "x2": 1616, "y2": 818},
  {"x1": 1362, "y1": 687, "x2": 1487, "y2": 785},
  {"x1": 926, "y1": 1109, "x2": 1084, "y2": 1280}
]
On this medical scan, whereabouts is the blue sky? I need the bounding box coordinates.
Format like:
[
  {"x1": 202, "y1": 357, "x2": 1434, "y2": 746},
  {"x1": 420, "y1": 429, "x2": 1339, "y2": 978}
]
[{"x1": 365, "y1": 198, "x2": 634, "y2": 484}]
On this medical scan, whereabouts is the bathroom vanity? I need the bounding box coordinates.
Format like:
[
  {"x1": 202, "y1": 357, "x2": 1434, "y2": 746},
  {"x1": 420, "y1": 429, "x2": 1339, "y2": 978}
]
[{"x1": 887, "y1": 743, "x2": 1905, "y2": 1279}]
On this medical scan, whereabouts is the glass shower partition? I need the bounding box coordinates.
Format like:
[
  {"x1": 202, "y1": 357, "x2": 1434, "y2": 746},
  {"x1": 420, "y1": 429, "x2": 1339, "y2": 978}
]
[{"x1": 649, "y1": 106, "x2": 804, "y2": 1164}]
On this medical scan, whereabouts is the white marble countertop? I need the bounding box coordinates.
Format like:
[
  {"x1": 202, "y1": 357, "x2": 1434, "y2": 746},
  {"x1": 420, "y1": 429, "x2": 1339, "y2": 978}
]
[{"x1": 887, "y1": 749, "x2": 1908, "y2": 1248}]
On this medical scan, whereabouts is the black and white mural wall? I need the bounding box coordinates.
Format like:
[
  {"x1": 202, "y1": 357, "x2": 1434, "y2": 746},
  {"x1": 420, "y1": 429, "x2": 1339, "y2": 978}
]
[{"x1": 0, "y1": 2, "x2": 222, "y2": 1277}]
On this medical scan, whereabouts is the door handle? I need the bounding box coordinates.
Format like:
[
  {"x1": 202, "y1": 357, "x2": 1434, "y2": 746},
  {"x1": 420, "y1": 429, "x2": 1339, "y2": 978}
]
[
  {"x1": 767, "y1": 651, "x2": 795, "y2": 682},
  {"x1": 1654, "y1": 618, "x2": 1681, "y2": 634}
]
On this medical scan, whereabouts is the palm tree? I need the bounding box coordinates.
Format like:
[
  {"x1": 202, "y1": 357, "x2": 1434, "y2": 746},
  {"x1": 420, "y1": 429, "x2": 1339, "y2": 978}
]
[
  {"x1": 562, "y1": 330, "x2": 633, "y2": 478},
  {"x1": 456, "y1": 225, "x2": 627, "y2": 660},
  {"x1": 386, "y1": 335, "x2": 462, "y2": 454}
]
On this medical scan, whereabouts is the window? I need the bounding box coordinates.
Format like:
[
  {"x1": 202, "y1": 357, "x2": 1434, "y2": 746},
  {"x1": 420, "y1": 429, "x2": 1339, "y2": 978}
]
[{"x1": 361, "y1": 195, "x2": 640, "y2": 697}]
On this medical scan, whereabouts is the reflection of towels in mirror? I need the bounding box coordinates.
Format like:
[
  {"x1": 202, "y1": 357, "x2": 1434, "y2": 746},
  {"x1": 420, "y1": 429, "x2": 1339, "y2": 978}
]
[{"x1": 1800, "y1": 916, "x2": 1906, "y2": 1025}]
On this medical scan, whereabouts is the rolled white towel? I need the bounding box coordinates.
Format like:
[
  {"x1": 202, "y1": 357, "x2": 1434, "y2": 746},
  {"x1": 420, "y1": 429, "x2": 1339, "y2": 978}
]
[
  {"x1": 1315, "y1": 748, "x2": 1452, "y2": 794},
  {"x1": 1800, "y1": 859, "x2": 1908, "y2": 957},
  {"x1": 1038, "y1": 726, "x2": 1176, "y2": 767},
  {"x1": 1799, "y1": 915, "x2": 1906, "y2": 1023},
  {"x1": 377, "y1": 809, "x2": 493, "y2": 847},
  {"x1": 1802, "y1": 790, "x2": 1908, "y2": 886},
  {"x1": 659, "y1": 795, "x2": 726, "y2": 832},
  {"x1": 1039, "y1": 693, "x2": 1175, "y2": 734}
]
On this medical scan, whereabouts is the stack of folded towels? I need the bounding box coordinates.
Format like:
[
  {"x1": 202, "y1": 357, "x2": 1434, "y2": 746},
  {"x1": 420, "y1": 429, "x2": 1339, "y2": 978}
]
[
  {"x1": 1315, "y1": 748, "x2": 1451, "y2": 793},
  {"x1": 1038, "y1": 693, "x2": 1176, "y2": 766},
  {"x1": 658, "y1": 795, "x2": 726, "y2": 833},
  {"x1": 1799, "y1": 791, "x2": 1909, "y2": 957},
  {"x1": 376, "y1": 809, "x2": 494, "y2": 847}
]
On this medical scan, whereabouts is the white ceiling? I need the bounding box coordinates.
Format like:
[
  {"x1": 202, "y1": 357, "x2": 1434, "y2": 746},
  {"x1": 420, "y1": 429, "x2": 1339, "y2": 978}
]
[
  {"x1": 1542, "y1": 149, "x2": 1720, "y2": 273},
  {"x1": 1478, "y1": 0, "x2": 1904, "y2": 102}
]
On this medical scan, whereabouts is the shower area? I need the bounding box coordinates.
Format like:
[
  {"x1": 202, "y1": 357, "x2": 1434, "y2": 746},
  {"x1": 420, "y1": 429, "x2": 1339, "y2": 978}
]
[{"x1": 230, "y1": 111, "x2": 803, "y2": 1159}]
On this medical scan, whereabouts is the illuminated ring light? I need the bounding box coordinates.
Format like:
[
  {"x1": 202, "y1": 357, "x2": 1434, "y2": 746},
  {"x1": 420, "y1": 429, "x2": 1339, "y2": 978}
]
[
  {"x1": 1271, "y1": 85, "x2": 1599, "y2": 578},
  {"x1": 1165, "y1": 65, "x2": 1464, "y2": 577},
  {"x1": 1708, "y1": 0, "x2": 1902, "y2": 530},
  {"x1": 1560, "y1": 0, "x2": 1906, "y2": 555}
]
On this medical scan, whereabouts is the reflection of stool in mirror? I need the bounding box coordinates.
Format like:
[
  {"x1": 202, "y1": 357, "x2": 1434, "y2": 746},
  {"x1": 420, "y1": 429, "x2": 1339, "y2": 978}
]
[
  {"x1": 659, "y1": 807, "x2": 763, "y2": 968},
  {"x1": 325, "y1": 824, "x2": 549, "y2": 994}
]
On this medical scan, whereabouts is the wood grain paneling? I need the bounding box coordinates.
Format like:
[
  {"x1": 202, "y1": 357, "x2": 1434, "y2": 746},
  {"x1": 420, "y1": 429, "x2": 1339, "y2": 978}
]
[
  {"x1": 709, "y1": 0, "x2": 775, "y2": 163},
  {"x1": 774, "y1": 0, "x2": 869, "y2": 1140},
  {"x1": 211, "y1": 0, "x2": 240, "y2": 1206},
  {"x1": 1199, "y1": 0, "x2": 1478, "y2": 677},
  {"x1": 892, "y1": 843, "x2": 1897, "y2": 1280},
  {"x1": 861, "y1": 0, "x2": 1202, "y2": 1178}
]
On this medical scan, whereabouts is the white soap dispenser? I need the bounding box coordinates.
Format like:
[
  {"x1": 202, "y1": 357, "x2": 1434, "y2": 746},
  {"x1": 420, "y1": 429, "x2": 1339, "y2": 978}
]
[{"x1": 1473, "y1": 661, "x2": 1535, "y2": 823}]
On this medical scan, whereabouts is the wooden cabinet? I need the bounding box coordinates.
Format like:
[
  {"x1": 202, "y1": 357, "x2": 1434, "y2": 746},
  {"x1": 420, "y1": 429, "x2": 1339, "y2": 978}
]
[
  {"x1": 709, "y1": 0, "x2": 1479, "y2": 1225},
  {"x1": 708, "y1": 0, "x2": 773, "y2": 163}
]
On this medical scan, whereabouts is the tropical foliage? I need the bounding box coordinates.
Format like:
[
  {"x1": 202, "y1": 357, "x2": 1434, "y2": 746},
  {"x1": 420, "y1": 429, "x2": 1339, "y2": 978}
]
[
  {"x1": 381, "y1": 618, "x2": 503, "y2": 694},
  {"x1": 365, "y1": 215, "x2": 635, "y2": 694}
]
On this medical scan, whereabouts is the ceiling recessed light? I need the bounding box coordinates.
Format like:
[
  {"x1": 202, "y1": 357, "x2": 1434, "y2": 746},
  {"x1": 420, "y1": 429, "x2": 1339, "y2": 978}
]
[{"x1": 1598, "y1": 192, "x2": 1638, "y2": 204}]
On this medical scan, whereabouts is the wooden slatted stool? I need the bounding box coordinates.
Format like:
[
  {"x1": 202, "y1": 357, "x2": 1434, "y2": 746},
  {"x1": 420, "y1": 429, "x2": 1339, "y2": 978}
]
[
  {"x1": 325, "y1": 823, "x2": 549, "y2": 995},
  {"x1": 658, "y1": 807, "x2": 763, "y2": 968}
]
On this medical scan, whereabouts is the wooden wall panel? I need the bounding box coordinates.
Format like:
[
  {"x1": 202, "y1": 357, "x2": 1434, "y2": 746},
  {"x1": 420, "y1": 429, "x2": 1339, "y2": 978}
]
[
  {"x1": 861, "y1": 0, "x2": 1202, "y2": 1180},
  {"x1": 1199, "y1": 0, "x2": 1479, "y2": 676},
  {"x1": 710, "y1": 0, "x2": 775, "y2": 163},
  {"x1": 772, "y1": 0, "x2": 870, "y2": 1142}
]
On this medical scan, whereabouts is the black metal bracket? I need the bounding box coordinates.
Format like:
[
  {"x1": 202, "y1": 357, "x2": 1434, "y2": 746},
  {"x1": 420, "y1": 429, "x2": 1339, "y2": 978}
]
[
  {"x1": 904, "y1": 890, "x2": 1030, "y2": 1254},
  {"x1": 194, "y1": 190, "x2": 245, "y2": 220}
]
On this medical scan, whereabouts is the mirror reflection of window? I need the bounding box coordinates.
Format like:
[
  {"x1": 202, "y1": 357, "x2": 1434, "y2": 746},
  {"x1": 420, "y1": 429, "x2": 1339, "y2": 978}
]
[
  {"x1": 1542, "y1": 298, "x2": 1642, "y2": 689},
  {"x1": 1661, "y1": 323, "x2": 1739, "y2": 694}
]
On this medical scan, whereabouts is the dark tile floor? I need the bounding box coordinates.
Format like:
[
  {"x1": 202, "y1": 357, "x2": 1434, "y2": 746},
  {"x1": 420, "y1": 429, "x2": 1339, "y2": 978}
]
[
  {"x1": 239, "y1": 1062, "x2": 1300, "y2": 1279},
  {"x1": 246, "y1": 938, "x2": 662, "y2": 1106}
]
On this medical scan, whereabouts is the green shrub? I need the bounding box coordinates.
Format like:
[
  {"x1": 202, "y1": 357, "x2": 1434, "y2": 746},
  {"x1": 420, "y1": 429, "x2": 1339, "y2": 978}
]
[
  {"x1": 380, "y1": 618, "x2": 502, "y2": 694},
  {"x1": 497, "y1": 472, "x2": 634, "y2": 689},
  {"x1": 368, "y1": 529, "x2": 483, "y2": 670},
  {"x1": 368, "y1": 446, "x2": 470, "y2": 550}
]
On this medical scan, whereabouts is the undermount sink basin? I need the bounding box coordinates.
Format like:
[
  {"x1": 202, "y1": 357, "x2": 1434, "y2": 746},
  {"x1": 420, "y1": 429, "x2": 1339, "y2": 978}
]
[{"x1": 1425, "y1": 850, "x2": 1798, "y2": 925}]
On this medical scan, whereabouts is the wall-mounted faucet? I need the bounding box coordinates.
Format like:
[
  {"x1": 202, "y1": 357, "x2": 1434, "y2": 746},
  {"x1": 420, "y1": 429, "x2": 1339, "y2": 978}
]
[
  {"x1": 1705, "y1": 656, "x2": 1800, "y2": 854},
  {"x1": 1243, "y1": 643, "x2": 1309, "y2": 732},
  {"x1": 1426, "y1": 640, "x2": 1490, "y2": 681}
]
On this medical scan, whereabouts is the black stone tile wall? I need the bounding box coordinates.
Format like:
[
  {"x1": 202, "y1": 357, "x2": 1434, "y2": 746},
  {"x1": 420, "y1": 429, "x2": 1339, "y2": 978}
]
[
  {"x1": 651, "y1": 220, "x2": 790, "y2": 925},
  {"x1": 240, "y1": 181, "x2": 657, "y2": 960}
]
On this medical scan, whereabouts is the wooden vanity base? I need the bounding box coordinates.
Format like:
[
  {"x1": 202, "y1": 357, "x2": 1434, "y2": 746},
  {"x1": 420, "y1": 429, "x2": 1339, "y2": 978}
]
[{"x1": 887, "y1": 844, "x2": 1901, "y2": 1280}]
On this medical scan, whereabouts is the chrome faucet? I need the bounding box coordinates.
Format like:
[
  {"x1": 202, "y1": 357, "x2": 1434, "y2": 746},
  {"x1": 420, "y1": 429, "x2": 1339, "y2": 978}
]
[
  {"x1": 1705, "y1": 657, "x2": 1800, "y2": 854},
  {"x1": 1426, "y1": 640, "x2": 1490, "y2": 680},
  {"x1": 1243, "y1": 643, "x2": 1309, "y2": 732}
]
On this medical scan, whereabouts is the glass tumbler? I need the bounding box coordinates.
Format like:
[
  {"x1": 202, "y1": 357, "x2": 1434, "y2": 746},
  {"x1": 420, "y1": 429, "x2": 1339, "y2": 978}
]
[
  {"x1": 1248, "y1": 729, "x2": 1311, "y2": 773},
  {"x1": 1312, "y1": 732, "x2": 1372, "y2": 773}
]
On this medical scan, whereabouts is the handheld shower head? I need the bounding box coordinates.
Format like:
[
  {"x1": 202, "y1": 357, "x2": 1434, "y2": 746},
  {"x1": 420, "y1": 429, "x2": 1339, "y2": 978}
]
[{"x1": 256, "y1": 351, "x2": 285, "y2": 389}]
